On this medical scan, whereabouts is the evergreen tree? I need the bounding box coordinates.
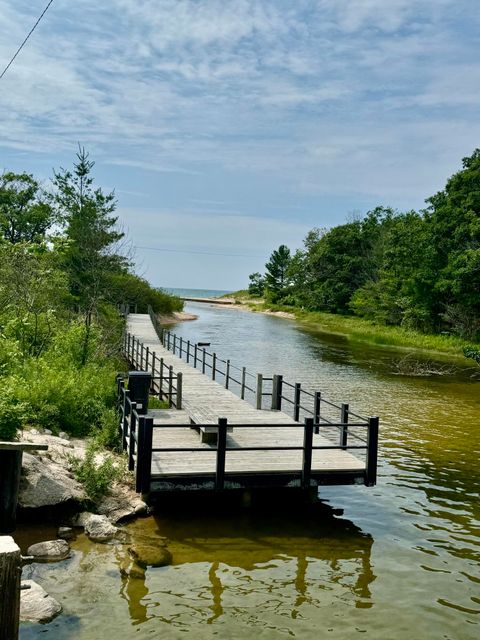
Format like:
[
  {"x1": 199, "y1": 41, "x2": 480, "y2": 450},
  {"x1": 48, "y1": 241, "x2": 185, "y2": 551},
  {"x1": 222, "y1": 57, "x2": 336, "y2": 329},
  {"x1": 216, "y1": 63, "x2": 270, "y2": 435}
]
[{"x1": 265, "y1": 245, "x2": 291, "y2": 296}]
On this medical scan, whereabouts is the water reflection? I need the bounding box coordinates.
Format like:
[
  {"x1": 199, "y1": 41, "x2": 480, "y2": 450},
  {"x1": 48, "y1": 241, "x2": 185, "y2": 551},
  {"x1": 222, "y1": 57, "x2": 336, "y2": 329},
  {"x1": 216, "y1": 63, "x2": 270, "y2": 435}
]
[{"x1": 117, "y1": 499, "x2": 375, "y2": 629}]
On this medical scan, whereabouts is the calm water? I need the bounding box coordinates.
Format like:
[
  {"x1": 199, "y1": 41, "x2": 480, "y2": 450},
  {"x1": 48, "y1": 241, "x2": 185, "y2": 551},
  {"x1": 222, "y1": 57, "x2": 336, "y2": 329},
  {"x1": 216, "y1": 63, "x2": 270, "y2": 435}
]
[
  {"x1": 163, "y1": 287, "x2": 233, "y2": 298},
  {"x1": 19, "y1": 303, "x2": 480, "y2": 639}
]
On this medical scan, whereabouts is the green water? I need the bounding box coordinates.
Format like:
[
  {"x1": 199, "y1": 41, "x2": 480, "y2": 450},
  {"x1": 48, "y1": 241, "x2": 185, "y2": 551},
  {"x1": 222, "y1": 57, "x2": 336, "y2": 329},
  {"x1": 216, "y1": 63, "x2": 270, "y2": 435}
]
[{"x1": 18, "y1": 304, "x2": 480, "y2": 639}]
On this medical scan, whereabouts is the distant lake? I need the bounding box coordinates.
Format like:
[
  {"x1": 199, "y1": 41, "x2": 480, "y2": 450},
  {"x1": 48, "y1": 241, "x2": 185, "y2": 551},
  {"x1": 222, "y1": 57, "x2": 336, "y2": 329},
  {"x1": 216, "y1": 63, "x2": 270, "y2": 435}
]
[{"x1": 163, "y1": 286, "x2": 233, "y2": 299}]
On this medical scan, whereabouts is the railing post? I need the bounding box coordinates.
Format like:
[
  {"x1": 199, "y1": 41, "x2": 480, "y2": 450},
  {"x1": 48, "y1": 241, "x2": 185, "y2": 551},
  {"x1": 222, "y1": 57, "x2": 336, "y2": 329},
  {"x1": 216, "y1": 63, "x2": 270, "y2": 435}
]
[
  {"x1": 173, "y1": 334, "x2": 177, "y2": 355},
  {"x1": 194, "y1": 344, "x2": 198, "y2": 368},
  {"x1": 136, "y1": 415, "x2": 153, "y2": 493},
  {"x1": 271, "y1": 374, "x2": 283, "y2": 410},
  {"x1": 141, "y1": 343, "x2": 145, "y2": 369},
  {"x1": 340, "y1": 403, "x2": 349, "y2": 448},
  {"x1": 256, "y1": 374, "x2": 263, "y2": 410},
  {"x1": 241, "y1": 367, "x2": 246, "y2": 399},
  {"x1": 145, "y1": 346, "x2": 150, "y2": 371},
  {"x1": 293, "y1": 383, "x2": 301, "y2": 421},
  {"x1": 225, "y1": 360, "x2": 230, "y2": 389},
  {"x1": 127, "y1": 333, "x2": 131, "y2": 360},
  {"x1": 314, "y1": 392, "x2": 321, "y2": 434},
  {"x1": 168, "y1": 366, "x2": 173, "y2": 407},
  {"x1": 122, "y1": 389, "x2": 131, "y2": 450},
  {"x1": 202, "y1": 348, "x2": 206, "y2": 374},
  {"x1": 0, "y1": 536, "x2": 21, "y2": 640},
  {"x1": 302, "y1": 418, "x2": 314, "y2": 489},
  {"x1": 176, "y1": 372, "x2": 183, "y2": 410},
  {"x1": 151, "y1": 351, "x2": 156, "y2": 389},
  {"x1": 167, "y1": 332, "x2": 171, "y2": 350},
  {"x1": 179, "y1": 337, "x2": 183, "y2": 357},
  {"x1": 365, "y1": 417, "x2": 379, "y2": 486},
  {"x1": 129, "y1": 404, "x2": 137, "y2": 471},
  {"x1": 212, "y1": 353, "x2": 217, "y2": 380},
  {"x1": 216, "y1": 418, "x2": 228, "y2": 491},
  {"x1": 159, "y1": 358, "x2": 164, "y2": 399},
  {"x1": 186, "y1": 340, "x2": 191, "y2": 363}
]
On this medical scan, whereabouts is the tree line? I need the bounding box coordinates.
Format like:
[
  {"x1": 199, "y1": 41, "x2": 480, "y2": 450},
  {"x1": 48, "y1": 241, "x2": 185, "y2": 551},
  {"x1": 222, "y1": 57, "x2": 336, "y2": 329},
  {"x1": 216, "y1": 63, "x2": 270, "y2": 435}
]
[
  {"x1": 249, "y1": 150, "x2": 480, "y2": 348},
  {"x1": 0, "y1": 148, "x2": 181, "y2": 440}
]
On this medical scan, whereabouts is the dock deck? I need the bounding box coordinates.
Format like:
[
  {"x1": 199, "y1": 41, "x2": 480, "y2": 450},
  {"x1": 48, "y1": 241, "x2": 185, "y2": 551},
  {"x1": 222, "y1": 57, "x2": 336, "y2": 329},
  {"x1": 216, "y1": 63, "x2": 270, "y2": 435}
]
[{"x1": 121, "y1": 313, "x2": 378, "y2": 494}]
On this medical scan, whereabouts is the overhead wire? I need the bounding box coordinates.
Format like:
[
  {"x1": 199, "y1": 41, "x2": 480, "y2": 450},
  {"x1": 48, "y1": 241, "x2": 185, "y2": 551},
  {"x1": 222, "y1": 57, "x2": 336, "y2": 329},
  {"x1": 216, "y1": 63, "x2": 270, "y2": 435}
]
[
  {"x1": 134, "y1": 245, "x2": 266, "y2": 259},
  {"x1": 0, "y1": 0, "x2": 55, "y2": 80}
]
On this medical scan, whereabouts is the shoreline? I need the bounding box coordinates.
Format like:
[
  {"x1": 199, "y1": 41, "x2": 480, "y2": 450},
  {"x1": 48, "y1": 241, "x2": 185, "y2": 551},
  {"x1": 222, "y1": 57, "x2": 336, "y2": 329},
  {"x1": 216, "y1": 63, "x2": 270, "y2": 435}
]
[{"x1": 156, "y1": 310, "x2": 198, "y2": 324}]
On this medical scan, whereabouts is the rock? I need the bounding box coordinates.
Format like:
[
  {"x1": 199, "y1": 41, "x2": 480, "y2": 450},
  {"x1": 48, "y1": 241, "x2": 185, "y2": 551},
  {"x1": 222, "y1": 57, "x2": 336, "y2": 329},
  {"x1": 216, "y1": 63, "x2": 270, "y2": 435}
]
[
  {"x1": 119, "y1": 559, "x2": 146, "y2": 579},
  {"x1": 75, "y1": 512, "x2": 118, "y2": 542},
  {"x1": 19, "y1": 453, "x2": 86, "y2": 508},
  {"x1": 97, "y1": 490, "x2": 149, "y2": 524},
  {"x1": 128, "y1": 543, "x2": 172, "y2": 568},
  {"x1": 27, "y1": 540, "x2": 70, "y2": 562},
  {"x1": 58, "y1": 526, "x2": 74, "y2": 540},
  {"x1": 44, "y1": 429, "x2": 53, "y2": 435},
  {"x1": 58, "y1": 431, "x2": 69, "y2": 440},
  {"x1": 20, "y1": 580, "x2": 62, "y2": 623}
]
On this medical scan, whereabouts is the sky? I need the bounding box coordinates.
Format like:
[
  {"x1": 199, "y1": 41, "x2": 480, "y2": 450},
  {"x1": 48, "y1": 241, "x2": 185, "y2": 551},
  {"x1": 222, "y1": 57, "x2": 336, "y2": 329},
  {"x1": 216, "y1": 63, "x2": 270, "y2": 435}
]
[{"x1": 0, "y1": 0, "x2": 479, "y2": 290}]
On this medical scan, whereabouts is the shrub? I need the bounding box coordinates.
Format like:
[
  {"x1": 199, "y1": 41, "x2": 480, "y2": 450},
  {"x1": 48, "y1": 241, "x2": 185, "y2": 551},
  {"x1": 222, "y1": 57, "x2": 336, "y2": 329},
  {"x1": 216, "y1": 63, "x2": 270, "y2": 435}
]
[
  {"x1": 68, "y1": 442, "x2": 124, "y2": 502},
  {"x1": 0, "y1": 391, "x2": 29, "y2": 440}
]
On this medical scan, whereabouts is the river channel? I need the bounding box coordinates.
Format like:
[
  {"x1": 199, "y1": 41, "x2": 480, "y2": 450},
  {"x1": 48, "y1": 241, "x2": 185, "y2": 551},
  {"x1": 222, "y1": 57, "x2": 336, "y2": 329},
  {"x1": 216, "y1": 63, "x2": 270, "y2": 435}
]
[{"x1": 18, "y1": 303, "x2": 479, "y2": 639}]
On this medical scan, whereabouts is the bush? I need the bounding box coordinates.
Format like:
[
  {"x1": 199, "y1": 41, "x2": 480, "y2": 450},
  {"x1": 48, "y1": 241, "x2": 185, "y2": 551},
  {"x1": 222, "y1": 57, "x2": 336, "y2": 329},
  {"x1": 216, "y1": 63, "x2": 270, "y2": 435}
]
[
  {"x1": 92, "y1": 407, "x2": 122, "y2": 451},
  {"x1": 68, "y1": 442, "x2": 123, "y2": 502},
  {"x1": 0, "y1": 392, "x2": 29, "y2": 440}
]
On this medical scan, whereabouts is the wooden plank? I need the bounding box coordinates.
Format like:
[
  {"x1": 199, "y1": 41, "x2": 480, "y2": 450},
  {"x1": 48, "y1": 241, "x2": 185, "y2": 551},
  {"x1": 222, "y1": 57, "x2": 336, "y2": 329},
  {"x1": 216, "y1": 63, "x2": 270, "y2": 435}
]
[{"x1": 0, "y1": 536, "x2": 21, "y2": 640}]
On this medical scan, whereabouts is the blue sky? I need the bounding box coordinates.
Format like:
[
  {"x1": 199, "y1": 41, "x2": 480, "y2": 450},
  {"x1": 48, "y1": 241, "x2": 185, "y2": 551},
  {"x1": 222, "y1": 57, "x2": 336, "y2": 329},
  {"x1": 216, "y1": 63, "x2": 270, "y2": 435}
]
[{"x1": 1, "y1": 0, "x2": 479, "y2": 290}]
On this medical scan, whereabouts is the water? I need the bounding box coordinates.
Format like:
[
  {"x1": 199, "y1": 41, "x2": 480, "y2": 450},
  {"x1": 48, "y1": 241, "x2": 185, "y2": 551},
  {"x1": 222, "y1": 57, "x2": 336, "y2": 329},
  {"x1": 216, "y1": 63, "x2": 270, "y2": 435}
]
[
  {"x1": 18, "y1": 303, "x2": 480, "y2": 639},
  {"x1": 163, "y1": 287, "x2": 233, "y2": 299}
]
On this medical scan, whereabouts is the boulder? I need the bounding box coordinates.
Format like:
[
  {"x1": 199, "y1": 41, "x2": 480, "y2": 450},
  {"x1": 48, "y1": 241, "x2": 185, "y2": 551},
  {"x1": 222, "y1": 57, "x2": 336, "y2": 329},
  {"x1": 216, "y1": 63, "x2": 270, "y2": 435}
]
[
  {"x1": 27, "y1": 540, "x2": 70, "y2": 562},
  {"x1": 19, "y1": 453, "x2": 86, "y2": 509},
  {"x1": 97, "y1": 488, "x2": 149, "y2": 523},
  {"x1": 57, "y1": 526, "x2": 75, "y2": 540},
  {"x1": 75, "y1": 512, "x2": 118, "y2": 542},
  {"x1": 20, "y1": 580, "x2": 62, "y2": 623}
]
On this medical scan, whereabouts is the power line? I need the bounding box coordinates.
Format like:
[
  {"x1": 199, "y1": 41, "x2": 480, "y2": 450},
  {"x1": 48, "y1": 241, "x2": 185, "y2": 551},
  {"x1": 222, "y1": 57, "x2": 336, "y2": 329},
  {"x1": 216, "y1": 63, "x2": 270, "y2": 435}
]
[
  {"x1": 135, "y1": 245, "x2": 266, "y2": 259},
  {"x1": 0, "y1": 0, "x2": 55, "y2": 80}
]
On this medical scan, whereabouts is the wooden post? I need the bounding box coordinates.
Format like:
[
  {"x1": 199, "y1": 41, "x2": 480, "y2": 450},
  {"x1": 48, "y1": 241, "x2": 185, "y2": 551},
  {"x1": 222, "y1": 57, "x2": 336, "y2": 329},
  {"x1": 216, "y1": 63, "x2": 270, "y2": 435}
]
[
  {"x1": 271, "y1": 374, "x2": 283, "y2": 410},
  {"x1": 0, "y1": 536, "x2": 21, "y2": 640},
  {"x1": 140, "y1": 343, "x2": 145, "y2": 369},
  {"x1": 168, "y1": 366, "x2": 173, "y2": 407},
  {"x1": 241, "y1": 367, "x2": 246, "y2": 399},
  {"x1": 128, "y1": 405, "x2": 137, "y2": 471},
  {"x1": 122, "y1": 389, "x2": 131, "y2": 450},
  {"x1": 293, "y1": 383, "x2": 301, "y2": 421},
  {"x1": 145, "y1": 346, "x2": 150, "y2": 371},
  {"x1": 314, "y1": 392, "x2": 321, "y2": 434},
  {"x1": 302, "y1": 418, "x2": 314, "y2": 489},
  {"x1": 216, "y1": 418, "x2": 228, "y2": 491},
  {"x1": 159, "y1": 358, "x2": 164, "y2": 399},
  {"x1": 127, "y1": 333, "x2": 131, "y2": 360},
  {"x1": 179, "y1": 337, "x2": 183, "y2": 357},
  {"x1": 186, "y1": 340, "x2": 191, "y2": 363},
  {"x1": 194, "y1": 344, "x2": 198, "y2": 368},
  {"x1": 212, "y1": 353, "x2": 217, "y2": 380},
  {"x1": 173, "y1": 334, "x2": 177, "y2": 355},
  {"x1": 202, "y1": 348, "x2": 206, "y2": 374},
  {"x1": 256, "y1": 374, "x2": 263, "y2": 410},
  {"x1": 167, "y1": 332, "x2": 171, "y2": 350},
  {"x1": 225, "y1": 360, "x2": 230, "y2": 389},
  {"x1": 365, "y1": 417, "x2": 379, "y2": 487},
  {"x1": 340, "y1": 403, "x2": 349, "y2": 448},
  {"x1": 176, "y1": 372, "x2": 183, "y2": 410},
  {"x1": 136, "y1": 416, "x2": 153, "y2": 493},
  {"x1": 0, "y1": 450, "x2": 23, "y2": 534}
]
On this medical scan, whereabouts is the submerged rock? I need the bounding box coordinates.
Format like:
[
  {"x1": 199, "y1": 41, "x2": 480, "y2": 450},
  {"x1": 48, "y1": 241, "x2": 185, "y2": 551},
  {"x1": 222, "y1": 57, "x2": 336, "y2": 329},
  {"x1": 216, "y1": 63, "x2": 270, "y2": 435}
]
[
  {"x1": 97, "y1": 489, "x2": 149, "y2": 524},
  {"x1": 75, "y1": 512, "x2": 118, "y2": 542},
  {"x1": 27, "y1": 540, "x2": 71, "y2": 562},
  {"x1": 20, "y1": 580, "x2": 62, "y2": 623},
  {"x1": 127, "y1": 543, "x2": 172, "y2": 568},
  {"x1": 58, "y1": 526, "x2": 75, "y2": 540}
]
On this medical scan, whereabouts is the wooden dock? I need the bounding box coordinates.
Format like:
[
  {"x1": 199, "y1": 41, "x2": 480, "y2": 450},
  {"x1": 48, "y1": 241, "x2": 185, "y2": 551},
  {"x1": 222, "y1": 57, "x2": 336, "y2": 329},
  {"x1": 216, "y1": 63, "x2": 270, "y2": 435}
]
[{"x1": 120, "y1": 313, "x2": 378, "y2": 495}]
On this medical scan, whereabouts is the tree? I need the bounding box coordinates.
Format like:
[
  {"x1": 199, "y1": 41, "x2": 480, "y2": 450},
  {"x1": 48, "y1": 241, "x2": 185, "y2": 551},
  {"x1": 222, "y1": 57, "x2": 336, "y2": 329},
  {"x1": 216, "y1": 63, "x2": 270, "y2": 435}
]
[
  {"x1": 265, "y1": 245, "x2": 291, "y2": 297},
  {"x1": 248, "y1": 272, "x2": 265, "y2": 297},
  {"x1": 0, "y1": 172, "x2": 54, "y2": 243},
  {"x1": 51, "y1": 147, "x2": 127, "y2": 364},
  {"x1": 52, "y1": 147, "x2": 126, "y2": 313}
]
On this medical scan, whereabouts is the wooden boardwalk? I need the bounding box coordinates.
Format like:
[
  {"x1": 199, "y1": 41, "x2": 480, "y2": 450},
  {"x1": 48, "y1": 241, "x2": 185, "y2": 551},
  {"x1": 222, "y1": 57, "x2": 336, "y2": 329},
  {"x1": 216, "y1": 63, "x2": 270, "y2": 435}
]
[{"x1": 121, "y1": 314, "x2": 378, "y2": 494}]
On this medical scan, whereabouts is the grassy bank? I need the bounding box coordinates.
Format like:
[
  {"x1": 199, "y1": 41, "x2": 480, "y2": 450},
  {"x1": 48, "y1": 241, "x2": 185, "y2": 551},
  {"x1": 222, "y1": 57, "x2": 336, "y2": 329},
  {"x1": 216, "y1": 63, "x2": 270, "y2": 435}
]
[{"x1": 227, "y1": 293, "x2": 477, "y2": 359}]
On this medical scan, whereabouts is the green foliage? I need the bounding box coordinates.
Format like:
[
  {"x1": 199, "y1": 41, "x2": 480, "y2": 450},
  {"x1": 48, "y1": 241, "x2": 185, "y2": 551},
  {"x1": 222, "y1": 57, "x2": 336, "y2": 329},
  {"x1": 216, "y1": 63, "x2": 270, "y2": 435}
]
[
  {"x1": 264, "y1": 245, "x2": 292, "y2": 298},
  {"x1": 68, "y1": 441, "x2": 123, "y2": 502},
  {"x1": 248, "y1": 272, "x2": 265, "y2": 297},
  {"x1": 0, "y1": 390, "x2": 29, "y2": 441},
  {"x1": 463, "y1": 346, "x2": 480, "y2": 365},
  {"x1": 106, "y1": 271, "x2": 183, "y2": 314},
  {"x1": 148, "y1": 396, "x2": 169, "y2": 410},
  {"x1": 0, "y1": 172, "x2": 55, "y2": 244}
]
